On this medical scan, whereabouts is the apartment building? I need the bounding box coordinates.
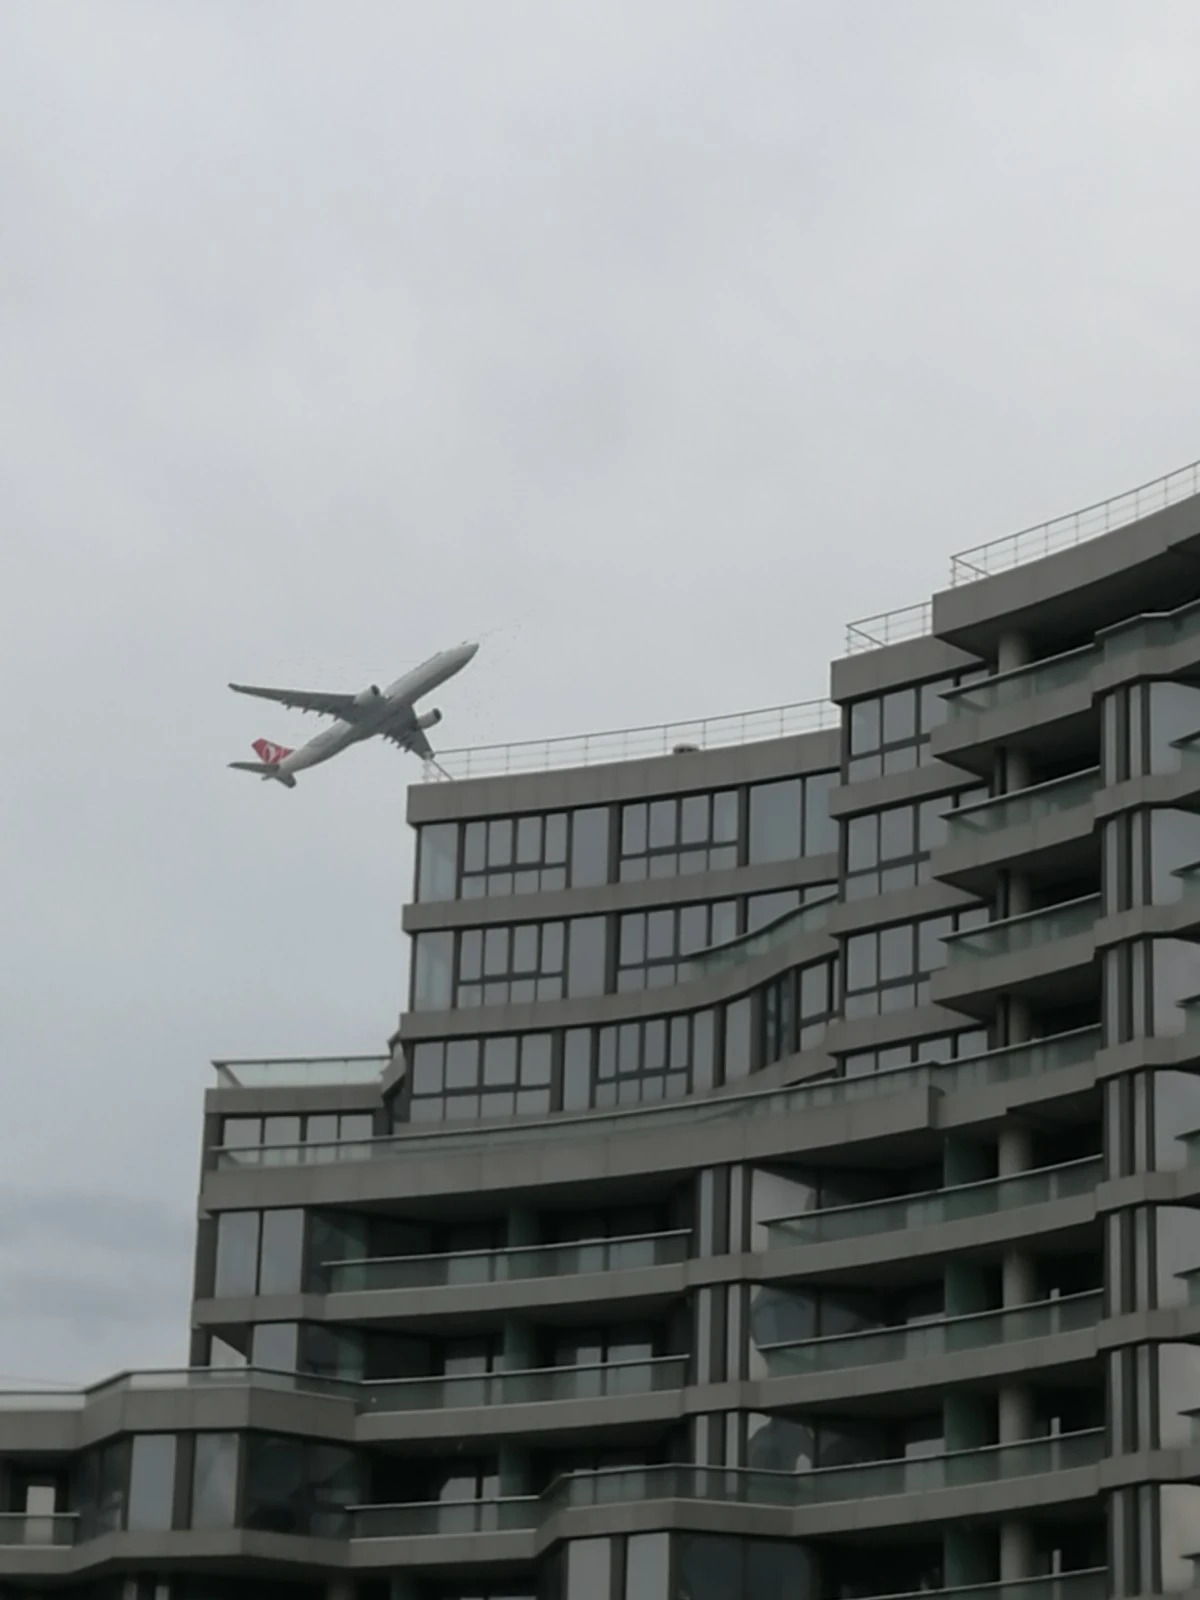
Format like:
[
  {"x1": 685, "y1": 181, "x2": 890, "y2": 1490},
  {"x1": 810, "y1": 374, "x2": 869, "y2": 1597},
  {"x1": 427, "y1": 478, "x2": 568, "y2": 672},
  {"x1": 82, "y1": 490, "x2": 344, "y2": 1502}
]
[{"x1": 5, "y1": 460, "x2": 1200, "y2": 1600}]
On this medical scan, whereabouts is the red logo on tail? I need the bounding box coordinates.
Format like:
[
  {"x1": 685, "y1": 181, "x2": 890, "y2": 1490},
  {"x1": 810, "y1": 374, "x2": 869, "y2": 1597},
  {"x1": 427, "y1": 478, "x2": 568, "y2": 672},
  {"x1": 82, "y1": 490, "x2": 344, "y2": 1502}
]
[{"x1": 253, "y1": 739, "x2": 293, "y2": 765}]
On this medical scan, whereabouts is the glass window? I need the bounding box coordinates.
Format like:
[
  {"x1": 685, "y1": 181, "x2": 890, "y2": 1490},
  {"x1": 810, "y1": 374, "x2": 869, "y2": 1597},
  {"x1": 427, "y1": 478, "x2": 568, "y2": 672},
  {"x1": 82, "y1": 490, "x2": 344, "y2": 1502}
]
[
  {"x1": 1150, "y1": 809, "x2": 1200, "y2": 903},
  {"x1": 882, "y1": 688, "x2": 917, "y2": 744},
  {"x1": 412, "y1": 930, "x2": 453, "y2": 1010},
  {"x1": 252, "y1": 1322, "x2": 299, "y2": 1371},
  {"x1": 567, "y1": 918, "x2": 607, "y2": 997},
  {"x1": 259, "y1": 1209, "x2": 305, "y2": 1295},
  {"x1": 748, "y1": 779, "x2": 802, "y2": 864},
  {"x1": 850, "y1": 699, "x2": 881, "y2": 755},
  {"x1": 262, "y1": 1115, "x2": 300, "y2": 1148},
  {"x1": 724, "y1": 998, "x2": 753, "y2": 1081},
  {"x1": 1148, "y1": 682, "x2": 1200, "y2": 774},
  {"x1": 626, "y1": 1532, "x2": 670, "y2": 1597},
  {"x1": 214, "y1": 1212, "x2": 260, "y2": 1298},
  {"x1": 880, "y1": 805, "x2": 915, "y2": 860},
  {"x1": 221, "y1": 1117, "x2": 261, "y2": 1150},
  {"x1": 1150, "y1": 939, "x2": 1200, "y2": 1035},
  {"x1": 804, "y1": 771, "x2": 837, "y2": 855},
  {"x1": 191, "y1": 1434, "x2": 239, "y2": 1529},
  {"x1": 127, "y1": 1435, "x2": 176, "y2": 1532},
  {"x1": 416, "y1": 822, "x2": 458, "y2": 902},
  {"x1": 566, "y1": 1537, "x2": 612, "y2": 1600},
  {"x1": 244, "y1": 1434, "x2": 307, "y2": 1535}
]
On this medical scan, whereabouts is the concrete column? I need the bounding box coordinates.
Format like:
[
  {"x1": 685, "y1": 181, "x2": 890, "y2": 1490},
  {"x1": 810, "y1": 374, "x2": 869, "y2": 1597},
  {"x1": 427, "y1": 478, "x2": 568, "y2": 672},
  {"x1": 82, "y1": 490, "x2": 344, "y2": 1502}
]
[
  {"x1": 1004, "y1": 870, "x2": 1033, "y2": 922},
  {"x1": 945, "y1": 1526, "x2": 996, "y2": 1587},
  {"x1": 997, "y1": 633, "x2": 1031, "y2": 675},
  {"x1": 498, "y1": 1444, "x2": 531, "y2": 1497},
  {"x1": 502, "y1": 1318, "x2": 537, "y2": 1371},
  {"x1": 387, "y1": 1578, "x2": 421, "y2": 1600},
  {"x1": 998, "y1": 1382, "x2": 1035, "y2": 1443},
  {"x1": 998, "y1": 1124, "x2": 1033, "y2": 1177},
  {"x1": 506, "y1": 1206, "x2": 539, "y2": 1248},
  {"x1": 1000, "y1": 1518, "x2": 1036, "y2": 1582}
]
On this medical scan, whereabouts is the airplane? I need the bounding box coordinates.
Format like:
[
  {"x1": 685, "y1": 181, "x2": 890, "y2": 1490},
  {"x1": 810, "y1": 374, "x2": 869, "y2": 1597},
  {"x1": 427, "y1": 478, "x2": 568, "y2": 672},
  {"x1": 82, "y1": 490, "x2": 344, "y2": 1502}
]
[{"x1": 227, "y1": 641, "x2": 479, "y2": 787}]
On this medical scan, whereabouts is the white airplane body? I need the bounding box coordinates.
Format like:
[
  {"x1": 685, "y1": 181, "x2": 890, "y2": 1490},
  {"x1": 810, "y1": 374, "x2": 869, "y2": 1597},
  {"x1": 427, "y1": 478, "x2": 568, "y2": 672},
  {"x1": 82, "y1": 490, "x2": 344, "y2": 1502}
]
[{"x1": 228, "y1": 641, "x2": 478, "y2": 787}]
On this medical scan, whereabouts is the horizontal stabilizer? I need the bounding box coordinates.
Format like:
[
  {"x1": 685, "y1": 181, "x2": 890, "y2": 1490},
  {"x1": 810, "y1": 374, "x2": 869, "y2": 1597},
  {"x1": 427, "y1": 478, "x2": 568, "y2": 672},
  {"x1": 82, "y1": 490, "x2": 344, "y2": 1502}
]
[{"x1": 228, "y1": 761, "x2": 297, "y2": 788}]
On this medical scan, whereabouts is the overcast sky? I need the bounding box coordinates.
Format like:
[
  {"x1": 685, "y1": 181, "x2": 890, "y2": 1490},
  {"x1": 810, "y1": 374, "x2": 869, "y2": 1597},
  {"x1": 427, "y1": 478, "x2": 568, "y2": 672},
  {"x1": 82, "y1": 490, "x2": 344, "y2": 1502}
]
[{"x1": 2, "y1": 0, "x2": 1199, "y2": 1384}]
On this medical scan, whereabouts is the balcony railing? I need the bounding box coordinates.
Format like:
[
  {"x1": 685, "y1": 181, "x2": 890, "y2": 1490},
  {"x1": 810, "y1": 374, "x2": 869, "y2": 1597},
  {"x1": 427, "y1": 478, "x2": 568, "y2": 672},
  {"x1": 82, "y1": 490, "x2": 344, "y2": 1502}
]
[
  {"x1": 1102, "y1": 595, "x2": 1200, "y2": 657},
  {"x1": 351, "y1": 1496, "x2": 539, "y2": 1538},
  {"x1": 212, "y1": 1056, "x2": 387, "y2": 1089},
  {"x1": 420, "y1": 699, "x2": 838, "y2": 782},
  {"x1": 214, "y1": 1026, "x2": 1100, "y2": 1171},
  {"x1": 680, "y1": 893, "x2": 836, "y2": 980},
  {"x1": 766, "y1": 1156, "x2": 1100, "y2": 1249},
  {"x1": 951, "y1": 455, "x2": 1200, "y2": 583},
  {"x1": 759, "y1": 1292, "x2": 1102, "y2": 1378},
  {"x1": 558, "y1": 1430, "x2": 1104, "y2": 1510},
  {"x1": 943, "y1": 646, "x2": 1096, "y2": 719},
  {"x1": 945, "y1": 769, "x2": 1100, "y2": 839},
  {"x1": 845, "y1": 601, "x2": 934, "y2": 655},
  {"x1": 361, "y1": 1354, "x2": 686, "y2": 1412},
  {"x1": 0, "y1": 1513, "x2": 78, "y2": 1547},
  {"x1": 326, "y1": 1228, "x2": 690, "y2": 1294},
  {"x1": 942, "y1": 895, "x2": 1100, "y2": 964},
  {"x1": 842, "y1": 1575, "x2": 1107, "y2": 1600}
]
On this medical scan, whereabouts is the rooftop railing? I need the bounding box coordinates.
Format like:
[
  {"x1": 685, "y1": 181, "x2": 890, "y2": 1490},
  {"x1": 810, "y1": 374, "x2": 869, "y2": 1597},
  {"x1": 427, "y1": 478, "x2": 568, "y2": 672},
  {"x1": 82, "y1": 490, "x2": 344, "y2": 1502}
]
[
  {"x1": 212, "y1": 1057, "x2": 387, "y2": 1089},
  {"x1": 419, "y1": 699, "x2": 838, "y2": 782},
  {"x1": 841, "y1": 455, "x2": 1200, "y2": 655},
  {"x1": 951, "y1": 456, "x2": 1200, "y2": 583},
  {"x1": 213, "y1": 1024, "x2": 1099, "y2": 1170}
]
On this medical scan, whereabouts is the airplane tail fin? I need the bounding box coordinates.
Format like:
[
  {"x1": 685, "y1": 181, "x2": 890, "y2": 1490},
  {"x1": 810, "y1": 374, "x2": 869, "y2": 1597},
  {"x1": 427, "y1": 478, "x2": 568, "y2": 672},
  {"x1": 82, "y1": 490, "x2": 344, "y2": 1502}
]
[
  {"x1": 229, "y1": 739, "x2": 297, "y2": 787},
  {"x1": 252, "y1": 739, "x2": 293, "y2": 764}
]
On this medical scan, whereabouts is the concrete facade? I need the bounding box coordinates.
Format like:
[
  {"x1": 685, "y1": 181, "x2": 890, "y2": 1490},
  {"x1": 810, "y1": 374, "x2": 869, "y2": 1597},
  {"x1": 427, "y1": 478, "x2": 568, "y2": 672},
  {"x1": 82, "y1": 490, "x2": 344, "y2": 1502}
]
[{"x1": 6, "y1": 472, "x2": 1200, "y2": 1599}]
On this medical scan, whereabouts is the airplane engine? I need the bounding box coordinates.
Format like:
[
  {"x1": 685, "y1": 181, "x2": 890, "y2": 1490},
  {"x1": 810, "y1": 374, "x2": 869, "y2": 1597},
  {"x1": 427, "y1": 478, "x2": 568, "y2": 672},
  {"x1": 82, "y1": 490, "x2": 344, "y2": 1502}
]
[
  {"x1": 417, "y1": 708, "x2": 443, "y2": 730},
  {"x1": 353, "y1": 684, "x2": 382, "y2": 705}
]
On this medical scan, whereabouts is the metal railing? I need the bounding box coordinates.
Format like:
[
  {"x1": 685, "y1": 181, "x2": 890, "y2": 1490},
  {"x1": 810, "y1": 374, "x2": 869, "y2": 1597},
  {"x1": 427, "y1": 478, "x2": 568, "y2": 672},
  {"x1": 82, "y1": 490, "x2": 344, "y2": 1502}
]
[
  {"x1": 352, "y1": 1496, "x2": 538, "y2": 1539},
  {"x1": 766, "y1": 1156, "x2": 1100, "y2": 1248},
  {"x1": 759, "y1": 1291, "x2": 1102, "y2": 1378},
  {"x1": 841, "y1": 457, "x2": 1200, "y2": 656},
  {"x1": 679, "y1": 893, "x2": 836, "y2": 979},
  {"x1": 945, "y1": 769, "x2": 1100, "y2": 837},
  {"x1": 325, "y1": 1228, "x2": 691, "y2": 1294},
  {"x1": 951, "y1": 456, "x2": 1200, "y2": 583},
  {"x1": 556, "y1": 1430, "x2": 1103, "y2": 1509},
  {"x1": 361, "y1": 1354, "x2": 686, "y2": 1412},
  {"x1": 212, "y1": 1056, "x2": 387, "y2": 1089},
  {"x1": 0, "y1": 1512, "x2": 78, "y2": 1547},
  {"x1": 942, "y1": 894, "x2": 1101, "y2": 964},
  {"x1": 213, "y1": 1024, "x2": 1099, "y2": 1171},
  {"x1": 845, "y1": 601, "x2": 934, "y2": 654},
  {"x1": 942, "y1": 645, "x2": 1097, "y2": 718},
  {"x1": 419, "y1": 699, "x2": 838, "y2": 781}
]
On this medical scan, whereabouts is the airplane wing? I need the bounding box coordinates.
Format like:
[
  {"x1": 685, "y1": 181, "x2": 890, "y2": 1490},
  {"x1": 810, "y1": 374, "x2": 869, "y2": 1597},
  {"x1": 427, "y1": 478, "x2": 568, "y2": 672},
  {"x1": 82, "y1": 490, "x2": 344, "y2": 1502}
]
[
  {"x1": 228, "y1": 683, "x2": 359, "y2": 719},
  {"x1": 381, "y1": 723, "x2": 435, "y2": 760}
]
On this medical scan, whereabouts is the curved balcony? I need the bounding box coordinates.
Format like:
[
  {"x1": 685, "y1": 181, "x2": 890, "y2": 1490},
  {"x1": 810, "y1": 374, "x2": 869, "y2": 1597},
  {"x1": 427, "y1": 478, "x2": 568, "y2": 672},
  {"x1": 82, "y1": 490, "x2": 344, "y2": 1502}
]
[
  {"x1": 679, "y1": 894, "x2": 836, "y2": 981},
  {"x1": 759, "y1": 1292, "x2": 1101, "y2": 1378},
  {"x1": 327, "y1": 1228, "x2": 690, "y2": 1295},
  {"x1": 765, "y1": 1157, "x2": 1100, "y2": 1249},
  {"x1": 933, "y1": 896, "x2": 1100, "y2": 1017},
  {"x1": 213, "y1": 1027, "x2": 1099, "y2": 1174},
  {"x1": 361, "y1": 1354, "x2": 686, "y2": 1412},
  {"x1": 937, "y1": 771, "x2": 1099, "y2": 896},
  {"x1": 557, "y1": 1429, "x2": 1104, "y2": 1511},
  {"x1": 932, "y1": 649, "x2": 1097, "y2": 776}
]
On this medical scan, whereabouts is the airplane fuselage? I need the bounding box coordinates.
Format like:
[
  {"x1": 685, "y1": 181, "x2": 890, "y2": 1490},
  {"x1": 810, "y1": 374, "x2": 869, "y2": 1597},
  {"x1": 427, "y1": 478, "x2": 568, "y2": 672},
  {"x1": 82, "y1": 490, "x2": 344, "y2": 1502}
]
[{"x1": 273, "y1": 643, "x2": 477, "y2": 781}]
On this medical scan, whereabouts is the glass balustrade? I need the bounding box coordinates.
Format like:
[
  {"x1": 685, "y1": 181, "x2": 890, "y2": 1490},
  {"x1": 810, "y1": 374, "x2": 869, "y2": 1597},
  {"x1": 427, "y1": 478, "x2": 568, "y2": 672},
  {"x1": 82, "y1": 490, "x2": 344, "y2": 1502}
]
[
  {"x1": 681, "y1": 895, "x2": 837, "y2": 980},
  {"x1": 852, "y1": 1574, "x2": 1107, "y2": 1600},
  {"x1": 361, "y1": 1355, "x2": 687, "y2": 1412},
  {"x1": 766, "y1": 1157, "x2": 1099, "y2": 1249},
  {"x1": 944, "y1": 647, "x2": 1096, "y2": 718},
  {"x1": 946, "y1": 770, "x2": 1099, "y2": 838},
  {"x1": 943, "y1": 897, "x2": 1100, "y2": 964},
  {"x1": 351, "y1": 1497, "x2": 539, "y2": 1539},
  {"x1": 327, "y1": 1229, "x2": 690, "y2": 1294},
  {"x1": 0, "y1": 1513, "x2": 78, "y2": 1547},
  {"x1": 1103, "y1": 599, "x2": 1200, "y2": 656},
  {"x1": 760, "y1": 1292, "x2": 1102, "y2": 1377},
  {"x1": 216, "y1": 1027, "x2": 1098, "y2": 1173},
  {"x1": 557, "y1": 1430, "x2": 1104, "y2": 1510},
  {"x1": 212, "y1": 1057, "x2": 386, "y2": 1088}
]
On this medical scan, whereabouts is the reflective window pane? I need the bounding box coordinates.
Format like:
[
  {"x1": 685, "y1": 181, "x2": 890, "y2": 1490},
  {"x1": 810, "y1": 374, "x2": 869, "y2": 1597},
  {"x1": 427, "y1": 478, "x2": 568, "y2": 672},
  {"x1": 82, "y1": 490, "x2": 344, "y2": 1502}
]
[
  {"x1": 128, "y1": 1434, "x2": 176, "y2": 1532},
  {"x1": 191, "y1": 1434, "x2": 239, "y2": 1529},
  {"x1": 259, "y1": 1209, "x2": 305, "y2": 1295},
  {"x1": 748, "y1": 780, "x2": 802, "y2": 864},
  {"x1": 214, "y1": 1212, "x2": 260, "y2": 1298},
  {"x1": 416, "y1": 822, "x2": 458, "y2": 902},
  {"x1": 804, "y1": 772, "x2": 837, "y2": 855},
  {"x1": 567, "y1": 918, "x2": 607, "y2": 997}
]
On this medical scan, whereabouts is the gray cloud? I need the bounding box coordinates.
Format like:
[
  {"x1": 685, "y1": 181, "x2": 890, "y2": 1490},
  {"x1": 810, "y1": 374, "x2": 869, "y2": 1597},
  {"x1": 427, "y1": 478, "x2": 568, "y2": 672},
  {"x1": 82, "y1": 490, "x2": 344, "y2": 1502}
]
[{"x1": 2, "y1": 0, "x2": 1199, "y2": 1381}]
